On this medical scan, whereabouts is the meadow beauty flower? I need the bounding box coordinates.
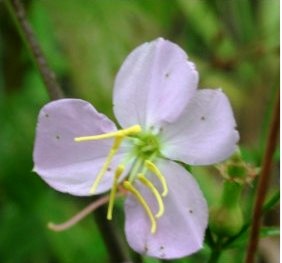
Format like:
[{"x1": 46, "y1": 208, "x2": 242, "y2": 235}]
[{"x1": 33, "y1": 38, "x2": 239, "y2": 259}]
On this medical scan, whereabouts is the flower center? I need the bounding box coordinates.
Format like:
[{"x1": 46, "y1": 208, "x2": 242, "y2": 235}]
[
  {"x1": 74, "y1": 125, "x2": 168, "y2": 234},
  {"x1": 133, "y1": 133, "x2": 161, "y2": 159}
]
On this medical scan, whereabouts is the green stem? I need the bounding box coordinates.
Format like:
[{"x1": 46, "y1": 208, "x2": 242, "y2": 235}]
[
  {"x1": 207, "y1": 249, "x2": 221, "y2": 263},
  {"x1": 205, "y1": 227, "x2": 216, "y2": 248},
  {"x1": 207, "y1": 236, "x2": 223, "y2": 263}
]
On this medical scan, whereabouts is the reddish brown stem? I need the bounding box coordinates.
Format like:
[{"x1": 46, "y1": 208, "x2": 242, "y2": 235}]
[
  {"x1": 48, "y1": 195, "x2": 111, "y2": 232},
  {"x1": 245, "y1": 93, "x2": 280, "y2": 263},
  {"x1": 7, "y1": 0, "x2": 63, "y2": 100}
]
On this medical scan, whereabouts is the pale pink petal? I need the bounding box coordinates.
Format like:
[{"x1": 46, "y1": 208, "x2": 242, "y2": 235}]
[
  {"x1": 160, "y1": 89, "x2": 239, "y2": 165},
  {"x1": 113, "y1": 38, "x2": 198, "y2": 129},
  {"x1": 33, "y1": 99, "x2": 129, "y2": 196},
  {"x1": 124, "y1": 160, "x2": 208, "y2": 259}
]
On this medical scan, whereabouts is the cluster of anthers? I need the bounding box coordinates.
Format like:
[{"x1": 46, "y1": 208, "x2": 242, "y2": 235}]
[{"x1": 75, "y1": 124, "x2": 167, "y2": 234}]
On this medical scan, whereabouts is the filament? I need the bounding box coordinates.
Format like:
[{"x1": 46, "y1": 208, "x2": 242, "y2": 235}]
[
  {"x1": 145, "y1": 160, "x2": 168, "y2": 196},
  {"x1": 74, "y1": 125, "x2": 142, "y2": 194},
  {"x1": 138, "y1": 174, "x2": 164, "y2": 218},
  {"x1": 128, "y1": 157, "x2": 143, "y2": 182},
  {"x1": 90, "y1": 136, "x2": 123, "y2": 194},
  {"x1": 74, "y1": 125, "x2": 141, "y2": 142},
  {"x1": 107, "y1": 165, "x2": 125, "y2": 220},
  {"x1": 123, "y1": 181, "x2": 157, "y2": 234}
]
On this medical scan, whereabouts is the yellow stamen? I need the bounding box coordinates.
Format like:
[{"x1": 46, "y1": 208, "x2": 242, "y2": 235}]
[
  {"x1": 107, "y1": 165, "x2": 125, "y2": 220},
  {"x1": 74, "y1": 125, "x2": 142, "y2": 194},
  {"x1": 145, "y1": 160, "x2": 168, "y2": 197},
  {"x1": 123, "y1": 181, "x2": 157, "y2": 234},
  {"x1": 128, "y1": 157, "x2": 143, "y2": 182},
  {"x1": 74, "y1": 125, "x2": 141, "y2": 142},
  {"x1": 138, "y1": 174, "x2": 164, "y2": 218},
  {"x1": 90, "y1": 136, "x2": 123, "y2": 194}
]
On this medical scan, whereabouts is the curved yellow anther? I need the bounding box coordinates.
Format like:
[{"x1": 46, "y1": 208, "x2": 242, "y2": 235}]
[
  {"x1": 107, "y1": 164, "x2": 125, "y2": 220},
  {"x1": 74, "y1": 125, "x2": 141, "y2": 142},
  {"x1": 123, "y1": 181, "x2": 157, "y2": 234},
  {"x1": 90, "y1": 137, "x2": 123, "y2": 194},
  {"x1": 138, "y1": 174, "x2": 164, "y2": 218},
  {"x1": 145, "y1": 160, "x2": 168, "y2": 197}
]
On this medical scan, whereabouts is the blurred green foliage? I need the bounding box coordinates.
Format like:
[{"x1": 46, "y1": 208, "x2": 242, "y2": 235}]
[{"x1": 0, "y1": 0, "x2": 279, "y2": 262}]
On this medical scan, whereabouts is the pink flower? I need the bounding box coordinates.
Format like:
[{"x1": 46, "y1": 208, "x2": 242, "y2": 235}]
[{"x1": 33, "y1": 38, "x2": 239, "y2": 259}]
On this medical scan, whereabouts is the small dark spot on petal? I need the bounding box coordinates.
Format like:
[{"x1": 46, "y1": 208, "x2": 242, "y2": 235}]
[
  {"x1": 107, "y1": 167, "x2": 112, "y2": 172},
  {"x1": 144, "y1": 244, "x2": 148, "y2": 253},
  {"x1": 189, "y1": 209, "x2": 193, "y2": 214},
  {"x1": 201, "y1": 116, "x2": 206, "y2": 120},
  {"x1": 56, "y1": 135, "x2": 60, "y2": 140},
  {"x1": 160, "y1": 245, "x2": 164, "y2": 250},
  {"x1": 45, "y1": 113, "x2": 49, "y2": 118},
  {"x1": 165, "y1": 72, "x2": 170, "y2": 78}
]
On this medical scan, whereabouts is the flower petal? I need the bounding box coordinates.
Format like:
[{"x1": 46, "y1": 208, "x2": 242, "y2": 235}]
[
  {"x1": 113, "y1": 38, "x2": 198, "y2": 129},
  {"x1": 160, "y1": 89, "x2": 239, "y2": 165},
  {"x1": 124, "y1": 160, "x2": 208, "y2": 259},
  {"x1": 33, "y1": 99, "x2": 128, "y2": 196}
]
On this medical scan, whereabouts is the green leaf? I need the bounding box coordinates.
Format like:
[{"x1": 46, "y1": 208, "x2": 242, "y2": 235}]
[
  {"x1": 260, "y1": 226, "x2": 280, "y2": 238},
  {"x1": 263, "y1": 190, "x2": 280, "y2": 213}
]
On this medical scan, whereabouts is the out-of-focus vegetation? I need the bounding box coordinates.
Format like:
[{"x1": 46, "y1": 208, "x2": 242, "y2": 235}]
[{"x1": 0, "y1": 0, "x2": 279, "y2": 262}]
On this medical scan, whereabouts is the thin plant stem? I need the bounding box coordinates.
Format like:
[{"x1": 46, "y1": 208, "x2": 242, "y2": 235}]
[
  {"x1": 205, "y1": 227, "x2": 216, "y2": 248},
  {"x1": 48, "y1": 194, "x2": 121, "y2": 232},
  {"x1": 244, "y1": 94, "x2": 280, "y2": 263},
  {"x1": 5, "y1": 0, "x2": 63, "y2": 100},
  {"x1": 207, "y1": 249, "x2": 221, "y2": 263},
  {"x1": 94, "y1": 204, "x2": 130, "y2": 263},
  {"x1": 6, "y1": 1, "x2": 131, "y2": 262},
  {"x1": 131, "y1": 252, "x2": 143, "y2": 263},
  {"x1": 207, "y1": 237, "x2": 223, "y2": 263}
]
